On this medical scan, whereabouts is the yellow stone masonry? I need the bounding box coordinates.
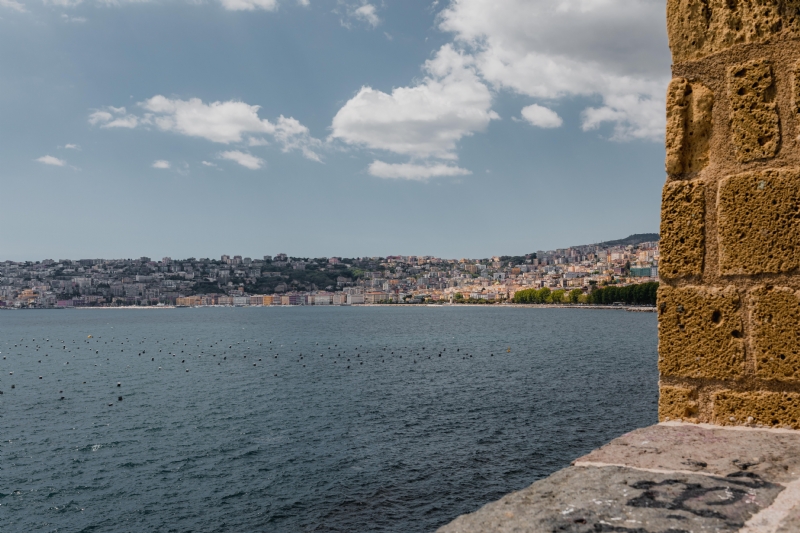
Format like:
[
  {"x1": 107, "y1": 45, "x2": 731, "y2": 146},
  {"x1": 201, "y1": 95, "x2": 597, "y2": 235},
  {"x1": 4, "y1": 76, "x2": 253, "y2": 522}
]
[
  {"x1": 659, "y1": 0, "x2": 800, "y2": 429},
  {"x1": 659, "y1": 180, "x2": 706, "y2": 279}
]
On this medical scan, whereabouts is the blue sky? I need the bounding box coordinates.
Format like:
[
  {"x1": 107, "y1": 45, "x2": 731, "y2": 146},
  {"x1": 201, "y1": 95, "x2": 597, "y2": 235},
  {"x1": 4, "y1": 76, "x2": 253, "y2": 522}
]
[{"x1": 0, "y1": 0, "x2": 670, "y2": 261}]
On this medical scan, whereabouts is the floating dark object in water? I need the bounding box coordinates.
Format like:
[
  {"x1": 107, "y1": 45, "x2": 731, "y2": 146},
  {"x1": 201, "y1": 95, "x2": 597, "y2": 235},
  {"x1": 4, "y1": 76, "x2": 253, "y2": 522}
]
[
  {"x1": 39, "y1": 376, "x2": 42, "y2": 379},
  {"x1": 117, "y1": 382, "x2": 121, "y2": 387},
  {"x1": 118, "y1": 396, "x2": 122, "y2": 401}
]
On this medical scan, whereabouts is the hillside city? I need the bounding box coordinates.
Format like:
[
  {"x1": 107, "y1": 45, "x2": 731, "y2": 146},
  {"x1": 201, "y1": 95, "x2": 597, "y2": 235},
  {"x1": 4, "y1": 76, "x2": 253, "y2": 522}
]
[{"x1": 0, "y1": 235, "x2": 660, "y2": 308}]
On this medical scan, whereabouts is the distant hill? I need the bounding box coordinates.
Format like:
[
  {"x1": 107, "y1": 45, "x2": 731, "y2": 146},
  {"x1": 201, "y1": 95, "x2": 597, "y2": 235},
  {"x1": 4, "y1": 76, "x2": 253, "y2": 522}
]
[{"x1": 596, "y1": 233, "x2": 659, "y2": 247}]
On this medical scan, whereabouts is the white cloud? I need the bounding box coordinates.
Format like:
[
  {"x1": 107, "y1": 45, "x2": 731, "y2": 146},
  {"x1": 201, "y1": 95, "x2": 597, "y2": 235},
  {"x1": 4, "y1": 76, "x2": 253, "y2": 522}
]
[
  {"x1": 220, "y1": 150, "x2": 264, "y2": 169},
  {"x1": 331, "y1": 44, "x2": 497, "y2": 160},
  {"x1": 368, "y1": 160, "x2": 471, "y2": 181},
  {"x1": 141, "y1": 96, "x2": 272, "y2": 143},
  {"x1": 219, "y1": 0, "x2": 276, "y2": 10},
  {"x1": 64, "y1": 143, "x2": 80, "y2": 150},
  {"x1": 437, "y1": 0, "x2": 669, "y2": 141},
  {"x1": 88, "y1": 106, "x2": 139, "y2": 128},
  {"x1": 297, "y1": 0, "x2": 309, "y2": 5},
  {"x1": 140, "y1": 96, "x2": 322, "y2": 160},
  {"x1": 353, "y1": 3, "x2": 380, "y2": 27},
  {"x1": 37, "y1": 155, "x2": 66, "y2": 166},
  {"x1": 201, "y1": 161, "x2": 218, "y2": 167},
  {"x1": 91, "y1": 96, "x2": 322, "y2": 161},
  {"x1": 273, "y1": 115, "x2": 322, "y2": 162},
  {"x1": 0, "y1": 0, "x2": 26, "y2": 12},
  {"x1": 152, "y1": 160, "x2": 170, "y2": 169},
  {"x1": 520, "y1": 104, "x2": 562, "y2": 128},
  {"x1": 61, "y1": 13, "x2": 87, "y2": 22}
]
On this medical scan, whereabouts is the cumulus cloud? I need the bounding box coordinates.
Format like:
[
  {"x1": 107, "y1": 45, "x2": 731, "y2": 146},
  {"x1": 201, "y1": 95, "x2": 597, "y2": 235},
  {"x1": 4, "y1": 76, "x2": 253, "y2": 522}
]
[
  {"x1": 219, "y1": 0, "x2": 276, "y2": 10},
  {"x1": 339, "y1": 1, "x2": 381, "y2": 29},
  {"x1": 64, "y1": 143, "x2": 80, "y2": 150},
  {"x1": 331, "y1": 44, "x2": 498, "y2": 160},
  {"x1": 0, "y1": 0, "x2": 26, "y2": 12},
  {"x1": 368, "y1": 160, "x2": 471, "y2": 181},
  {"x1": 90, "y1": 96, "x2": 322, "y2": 161},
  {"x1": 88, "y1": 106, "x2": 139, "y2": 128},
  {"x1": 201, "y1": 161, "x2": 218, "y2": 167},
  {"x1": 437, "y1": 0, "x2": 669, "y2": 141},
  {"x1": 37, "y1": 155, "x2": 66, "y2": 166},
  {"x1": 152, "y1": 160, "x2": 170, "y2": 169},
  {"x1": 353, "y1": 3, "x2": 380, "y2": 27},
  {"x1": 220, "y1": 150, "x2": 264, "y2": 169},
  {"x1": 141, "y1": 96, "x2": 321, "y2": 159},
  {"x1": 520, "y1": 104, "x2": 562, "y2": 128},
  {"x1": 140, "y1": 96, "x2": 272, "y2": 143}
]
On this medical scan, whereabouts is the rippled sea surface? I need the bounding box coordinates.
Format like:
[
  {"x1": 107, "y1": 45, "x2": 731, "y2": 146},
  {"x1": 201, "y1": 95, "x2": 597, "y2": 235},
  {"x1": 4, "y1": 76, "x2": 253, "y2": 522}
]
[{"x1": 1, "y1": 307, "x2": 657, "y2": 532}]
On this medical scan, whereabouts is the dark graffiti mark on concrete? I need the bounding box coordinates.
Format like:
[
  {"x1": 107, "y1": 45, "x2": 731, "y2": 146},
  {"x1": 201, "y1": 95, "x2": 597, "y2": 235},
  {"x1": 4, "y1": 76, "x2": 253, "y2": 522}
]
[
  {"x1": 590, "y1": 525, "x2": 690, "y2": 533},
  {"x1": 624, "y1": 473, "x2": 775, "y2": 528}
]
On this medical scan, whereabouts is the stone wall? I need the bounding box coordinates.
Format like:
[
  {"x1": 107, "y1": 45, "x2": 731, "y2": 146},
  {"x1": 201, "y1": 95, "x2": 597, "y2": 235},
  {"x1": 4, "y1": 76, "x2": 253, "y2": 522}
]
[{"x1": 659, "y1": 0, "x2": 800, "y2": 428}]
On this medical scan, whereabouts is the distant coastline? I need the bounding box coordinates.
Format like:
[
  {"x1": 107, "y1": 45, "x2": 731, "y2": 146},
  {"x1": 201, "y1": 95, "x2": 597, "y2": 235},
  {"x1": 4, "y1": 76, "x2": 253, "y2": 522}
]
[{"x1": 0, "y1": 303, "x2": 657, "y2": 312}]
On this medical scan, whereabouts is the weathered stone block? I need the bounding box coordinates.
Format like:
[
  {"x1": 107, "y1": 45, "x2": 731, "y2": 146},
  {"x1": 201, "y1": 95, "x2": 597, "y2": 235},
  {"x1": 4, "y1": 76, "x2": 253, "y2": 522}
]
[
  {"x1": 713, "y1": 390, "x2": 800, "y2": 428},
  {"x1": 659, "y1": 179, "x2": 705, "y2": 279},
  {"x1": 718, "y1": 169, "x2": 800, "y2": 275},
  {"x1": 728, "y1": 59, "x2": 780, "y2": 162},
  {"x1": 658, "y1": 285, "x2": 745, "y2": 379},
  {"x1": 794, "y1": 60, "x2": 800, "y2": 118},
  {"x1": 668, "y1": 0, "x2": 800, "y2": 63},
  {"x1": 666, "y1": 78, "x2": 713, "y2": 176},
  {"x1": 750, "y1": 286, "x2": 800, "y2": 382},
  {"x1": 658, "y1": 385, "x2": 698, "y2": 420}
]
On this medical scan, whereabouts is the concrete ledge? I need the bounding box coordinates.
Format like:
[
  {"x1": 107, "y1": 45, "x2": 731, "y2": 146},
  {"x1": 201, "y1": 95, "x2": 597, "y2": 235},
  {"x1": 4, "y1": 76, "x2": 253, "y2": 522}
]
[{"x1": 437, "y1": 423, "x2": 800, "y2": 533}]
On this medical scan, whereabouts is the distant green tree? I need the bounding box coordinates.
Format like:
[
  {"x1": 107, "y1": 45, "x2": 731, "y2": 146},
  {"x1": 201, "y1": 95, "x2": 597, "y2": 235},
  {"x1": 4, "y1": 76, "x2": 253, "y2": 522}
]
[
  {"x1": 550, "y1": 289, "x2": 565, "y2": 304},
  {"x1": 588, "y1": 281, "x2": 658, "y2": 305},
  {"x1": 569, "y1": 289, "x2": 583, "y2": 303}
]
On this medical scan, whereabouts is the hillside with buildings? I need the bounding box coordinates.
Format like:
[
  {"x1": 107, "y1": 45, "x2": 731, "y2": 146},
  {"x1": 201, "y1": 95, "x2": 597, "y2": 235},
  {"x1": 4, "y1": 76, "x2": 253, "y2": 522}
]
[{"x1": 0, "y1": 235, "x2": 659, "y2": 308}]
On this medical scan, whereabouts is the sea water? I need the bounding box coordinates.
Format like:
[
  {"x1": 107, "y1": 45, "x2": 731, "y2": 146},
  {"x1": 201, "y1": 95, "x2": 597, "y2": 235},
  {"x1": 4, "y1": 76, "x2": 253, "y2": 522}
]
[{"x1": 0, "y1": 306, "x2": 657, "y2": 532}]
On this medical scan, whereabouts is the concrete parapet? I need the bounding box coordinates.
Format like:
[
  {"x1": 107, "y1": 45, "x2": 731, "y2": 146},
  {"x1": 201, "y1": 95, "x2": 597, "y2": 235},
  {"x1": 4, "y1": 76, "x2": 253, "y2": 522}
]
[
  {"x1": 660, "y1": 0, "x2": 800, "y2": 428},
  {"x1": 438, "y1": 423, "x2": 800, "y2": 532}
]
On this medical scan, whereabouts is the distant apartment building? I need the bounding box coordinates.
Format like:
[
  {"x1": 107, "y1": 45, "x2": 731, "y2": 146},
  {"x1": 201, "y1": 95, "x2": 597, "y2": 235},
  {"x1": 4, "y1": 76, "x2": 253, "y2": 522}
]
[{"x1": 364, "y1": 292, "x2": 388, "y2": 304}]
